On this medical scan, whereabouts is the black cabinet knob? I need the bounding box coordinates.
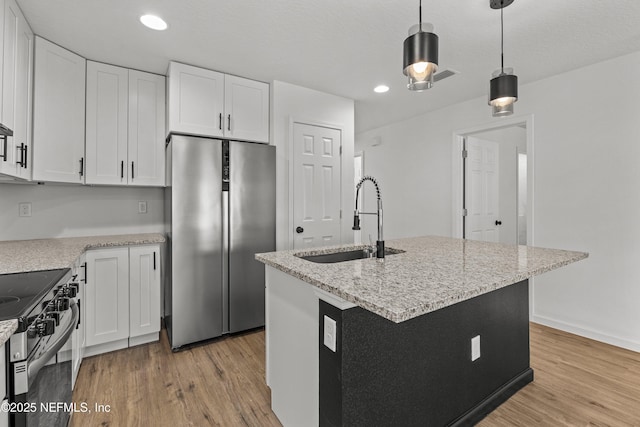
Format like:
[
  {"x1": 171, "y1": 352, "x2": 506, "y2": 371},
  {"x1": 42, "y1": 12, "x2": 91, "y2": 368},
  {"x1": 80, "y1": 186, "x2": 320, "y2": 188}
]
[
  {"x1": 296, "y1": 226, "x2": 304, "y2": 234},
  {"x1": 495, "y1": 220, "x2": 502, "y2": 226}
]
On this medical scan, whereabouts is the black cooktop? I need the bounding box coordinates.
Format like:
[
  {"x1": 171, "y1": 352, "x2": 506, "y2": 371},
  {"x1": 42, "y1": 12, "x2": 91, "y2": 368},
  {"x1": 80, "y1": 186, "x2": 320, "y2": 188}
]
[{"x1": 0, "y1": 268, "x2": 70, "y2": 320}]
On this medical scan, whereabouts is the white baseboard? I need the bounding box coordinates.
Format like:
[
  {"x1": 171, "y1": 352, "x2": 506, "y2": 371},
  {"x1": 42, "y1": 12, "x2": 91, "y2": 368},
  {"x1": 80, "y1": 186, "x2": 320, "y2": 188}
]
[
  {"x1": 129, "y1": 332, "x2": 159, "y2": 347},
  {"x1": 83, "y1": 338, "x2": 129, "y2": 358},
  {"x1": 532, "y1": 315, "x2": 640, "y2": 353}
]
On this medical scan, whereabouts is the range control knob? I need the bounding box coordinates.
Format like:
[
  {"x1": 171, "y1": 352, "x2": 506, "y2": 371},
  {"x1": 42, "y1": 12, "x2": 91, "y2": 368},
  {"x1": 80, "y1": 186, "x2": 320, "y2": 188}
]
[
  {"x1": 46, "y1": 311, "x2": 61, "y2": 326},
  {"x1": 62, "y1": 285, "x2": 77, "y2": 298},
  {"x1": 55, "y1": 297, "x2": 70, "y2": 312},
  {"x1": 35, "y1": 318, "x2": 55, "y2": 337}
]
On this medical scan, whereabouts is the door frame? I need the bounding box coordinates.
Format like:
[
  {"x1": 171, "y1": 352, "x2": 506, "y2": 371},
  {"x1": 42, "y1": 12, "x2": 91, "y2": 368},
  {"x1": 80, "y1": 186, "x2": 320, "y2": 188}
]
[
  {"x1": 452, "y1": 114, "x2": 535, "y2": 317},
  {"x1": 287, "y1": 117, "x2": 345, "y2": 249},
  {"x1": 451, "y1": 114, "x2": 535, "y2": 246}
]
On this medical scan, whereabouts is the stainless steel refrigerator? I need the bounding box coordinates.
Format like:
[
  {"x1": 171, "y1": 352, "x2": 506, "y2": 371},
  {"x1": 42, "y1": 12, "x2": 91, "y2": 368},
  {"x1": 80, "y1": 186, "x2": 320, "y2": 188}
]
[{"x1": 165, "y1": 134, "x2": 276, "y2": 350}]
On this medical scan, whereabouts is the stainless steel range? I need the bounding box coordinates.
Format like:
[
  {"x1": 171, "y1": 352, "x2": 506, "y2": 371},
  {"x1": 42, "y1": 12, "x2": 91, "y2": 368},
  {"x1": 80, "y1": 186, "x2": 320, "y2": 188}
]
[{"x1": 0, "y1": 268, "x2": 80, "y2": 427}]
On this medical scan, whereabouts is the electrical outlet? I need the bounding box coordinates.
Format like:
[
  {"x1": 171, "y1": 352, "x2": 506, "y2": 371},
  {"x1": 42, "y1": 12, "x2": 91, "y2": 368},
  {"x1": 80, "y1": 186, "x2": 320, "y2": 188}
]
[
  {"x1": 471, "y1": 335, "x2": 481, "y2": 361},
  {"x1": 18, "y1": 202, "x2": 32, "y2": 217},
  {"x1": 138, "y1": 201, "x2": 147, "y2": 214},
  {"x1": 323, "y1": 315, "x2": 337, "y2": 352}
]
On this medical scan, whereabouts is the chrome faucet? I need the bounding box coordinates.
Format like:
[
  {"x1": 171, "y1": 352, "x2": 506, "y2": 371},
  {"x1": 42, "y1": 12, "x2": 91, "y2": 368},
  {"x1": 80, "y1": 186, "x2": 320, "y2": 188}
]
[{"x1": 352, "y1": 176, "x2": 384, "y2": 259}]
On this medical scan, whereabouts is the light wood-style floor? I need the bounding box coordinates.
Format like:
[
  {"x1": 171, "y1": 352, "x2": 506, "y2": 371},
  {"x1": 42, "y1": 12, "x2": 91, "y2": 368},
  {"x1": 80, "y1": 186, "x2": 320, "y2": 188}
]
[{"x1": 71, "y1": 323, "x2": 640, "y2": 426}]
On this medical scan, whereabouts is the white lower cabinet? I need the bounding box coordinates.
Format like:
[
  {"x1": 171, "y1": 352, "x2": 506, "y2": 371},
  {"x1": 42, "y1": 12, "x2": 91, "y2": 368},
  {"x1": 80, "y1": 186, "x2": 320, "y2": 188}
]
[
  {"x1": 84, "y1": 245, "x2": 160, "y2": 356},
  {"x1": 129, "y1": 245, "x2": 161, "y2": 345},
  {"x1": 71, "y1": 254, "x2": 85, "y2": 388}
]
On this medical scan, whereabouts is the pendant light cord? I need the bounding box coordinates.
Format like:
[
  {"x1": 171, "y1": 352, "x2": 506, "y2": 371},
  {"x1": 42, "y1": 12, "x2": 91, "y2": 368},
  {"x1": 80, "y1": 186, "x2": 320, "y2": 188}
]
[
  {"x1": 500, "y1": 0, "x2": 504, "y2": 72},
  {"x1": 419, "y1": 0, "x2": 422, "y2": 32}
]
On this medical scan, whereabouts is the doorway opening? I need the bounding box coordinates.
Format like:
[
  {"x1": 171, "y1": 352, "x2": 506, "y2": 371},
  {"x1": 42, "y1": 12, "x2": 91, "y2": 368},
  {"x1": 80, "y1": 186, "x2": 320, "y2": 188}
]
[{"x1": 452, "y1": 115, "x2": 534, "y2": 247}]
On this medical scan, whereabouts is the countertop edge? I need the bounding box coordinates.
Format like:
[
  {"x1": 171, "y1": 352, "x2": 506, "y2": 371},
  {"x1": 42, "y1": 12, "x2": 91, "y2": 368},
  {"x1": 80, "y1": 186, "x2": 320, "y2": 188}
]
[
  {"x1": 0, "y1": 233, "x2": 166, "y2": 275},
  {"x1": 0, "y1": 319, "x2": 18, "y2": 346},
  {"x1": 256, "y1": 240, "x2": 589, "y2": 323}
]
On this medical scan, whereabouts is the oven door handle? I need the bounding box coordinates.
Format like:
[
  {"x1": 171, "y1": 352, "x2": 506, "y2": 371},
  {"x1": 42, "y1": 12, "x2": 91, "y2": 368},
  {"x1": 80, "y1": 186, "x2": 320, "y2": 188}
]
[{"x1": 27, "y1": 301, "x2": 79, "y2": 387}]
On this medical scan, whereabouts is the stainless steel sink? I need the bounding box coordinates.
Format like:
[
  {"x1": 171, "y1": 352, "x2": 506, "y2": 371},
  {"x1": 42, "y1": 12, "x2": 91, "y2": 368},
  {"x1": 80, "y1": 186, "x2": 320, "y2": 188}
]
[{"x1": 296, "y1": 247, "x2": 404, "y2": 263}]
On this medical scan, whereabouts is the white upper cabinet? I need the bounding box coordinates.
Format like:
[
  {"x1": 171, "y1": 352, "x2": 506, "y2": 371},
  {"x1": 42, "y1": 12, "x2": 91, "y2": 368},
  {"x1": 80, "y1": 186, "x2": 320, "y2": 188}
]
[
  {"x1": 85, "y1": 61, "x2": 165, "y2": 186},
  {"x1": 0, "y1": 0, "x2": 33, "y2": 180},
  {"x1": 32, "y1": 36, "x2": 86, "y2": 183},
  {"x1": 224, "y1": 74, "x2": 269, "y2": 143},
  {"x1": 167, "y1": 61, "x2": 269, "y2": 143},
  {"x1": 128, "y1": 70, "x2": 165, "y2": 186},
  {"x1": 85, "y1": 61, "x2": 128, "y2": 185},
  {"x1": 167, "y1": 62, "x2": 224, "y2": 138}
]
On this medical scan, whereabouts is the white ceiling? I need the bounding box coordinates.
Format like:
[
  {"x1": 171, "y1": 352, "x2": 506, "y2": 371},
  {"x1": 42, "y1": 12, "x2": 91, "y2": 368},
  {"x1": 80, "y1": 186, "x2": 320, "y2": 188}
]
[{"x1": 16, "y1": 0, "x2": 640, "y2": 134}]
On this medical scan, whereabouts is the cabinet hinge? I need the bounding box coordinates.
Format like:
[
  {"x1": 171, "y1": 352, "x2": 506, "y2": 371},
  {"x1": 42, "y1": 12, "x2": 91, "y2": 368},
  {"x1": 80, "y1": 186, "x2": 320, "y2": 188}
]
[
  {"x1": 339, "y1": 146, "x2": 342, "y2": 156},
  {"x1": 340, "y1": 210, "x2": 342, "y2": 219},
  {"x1": 462, "y1": 149, "x2": 468, "y2": 159},
  {"x1": 462, "y1": 208, "x2": 468, "y2": 216}
]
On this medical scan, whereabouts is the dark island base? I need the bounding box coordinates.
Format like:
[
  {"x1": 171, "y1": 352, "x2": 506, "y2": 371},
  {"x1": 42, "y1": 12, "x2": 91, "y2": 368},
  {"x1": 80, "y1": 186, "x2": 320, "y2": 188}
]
[{"x1": 319, "y1": 280, "x2": 532, "y2": 427}]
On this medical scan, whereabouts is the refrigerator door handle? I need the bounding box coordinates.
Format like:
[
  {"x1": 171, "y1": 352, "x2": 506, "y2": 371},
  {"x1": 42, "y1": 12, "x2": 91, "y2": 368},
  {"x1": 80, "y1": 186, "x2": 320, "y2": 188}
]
[{"x1": 222, "y1": 190, "x2": 230, "y2": 334}]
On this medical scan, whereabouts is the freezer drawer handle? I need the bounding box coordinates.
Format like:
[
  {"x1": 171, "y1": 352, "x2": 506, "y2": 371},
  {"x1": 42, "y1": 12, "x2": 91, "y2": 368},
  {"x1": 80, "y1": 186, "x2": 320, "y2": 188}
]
[{"x1": 296, "y1": 226, "x2": 304, "y2": 234}]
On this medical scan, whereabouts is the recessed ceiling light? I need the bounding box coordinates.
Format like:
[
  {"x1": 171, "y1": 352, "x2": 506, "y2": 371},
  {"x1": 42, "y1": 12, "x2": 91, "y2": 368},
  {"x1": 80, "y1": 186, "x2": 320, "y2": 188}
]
[
  {"x1": 140, "y1": 14, "x2": 167, "y2": 31},
  {"x1": 374, "y1": 85, "x2": 389, "y2": 93}
]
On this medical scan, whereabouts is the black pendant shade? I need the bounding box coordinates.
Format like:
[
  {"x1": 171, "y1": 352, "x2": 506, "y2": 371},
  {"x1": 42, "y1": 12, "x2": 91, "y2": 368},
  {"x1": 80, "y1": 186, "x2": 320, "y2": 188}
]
[
  {"x1": 403, "y1": 31, "x2": 439, "y2": 91},
  {"x1": 488, "y1": 0, "x2": 518, "y2": 116},
  {"x1": 403, "y1": 0, "x2": 439, "y2": 91}
]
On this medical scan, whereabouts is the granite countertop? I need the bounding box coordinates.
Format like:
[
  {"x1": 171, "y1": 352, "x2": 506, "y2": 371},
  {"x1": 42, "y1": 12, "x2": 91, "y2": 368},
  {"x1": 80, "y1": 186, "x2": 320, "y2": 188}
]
[
  {"x1": 0, "y1": 319, "x2": 17, "y2": 346},
  {"x1": 0, "y1": 233, "x2": 166, "y2": 275},
  {"x1": 256, "y1": 235, "x2": 588, "y2": 323}
]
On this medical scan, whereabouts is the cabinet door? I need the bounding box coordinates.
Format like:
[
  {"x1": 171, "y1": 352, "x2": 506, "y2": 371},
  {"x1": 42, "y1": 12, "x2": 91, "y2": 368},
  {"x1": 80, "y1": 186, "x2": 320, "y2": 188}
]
[
  {"x1": 129, "y1": 245, "x2": 161, "y2": 338},
  {"x1": 167, "y1": 61, "x2": 224, "y2": 138},
  {"x1": 32, "y1": 36, "x2": 86, "y2": 183},
  {"x1": 85, "y1": 61, "x2": 128, "y2": 185},
  {"x1": 71, "y1": 254, "x2": 85, "y2": 389},
  {"x1": 0, "y1": 0, "x2": 19, "y2": 177},
  {"x1": 128, "y1": 70, "x2": 165, "y2": 186},
  {"x1": 224, "y1": 75, "x2": 269, "y2": 143},
  {"x1": 14, "y1": 11, "x2": 33, "y2": 180},
  {"x1": 85, "y1": 248, "x2": 129, "y2": 347}
]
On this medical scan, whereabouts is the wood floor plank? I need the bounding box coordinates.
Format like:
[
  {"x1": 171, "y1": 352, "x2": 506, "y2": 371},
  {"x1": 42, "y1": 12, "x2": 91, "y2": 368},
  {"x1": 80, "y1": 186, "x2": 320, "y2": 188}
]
[{"x1": 71, "y1": 322, "x2": 640, "y2": 426}]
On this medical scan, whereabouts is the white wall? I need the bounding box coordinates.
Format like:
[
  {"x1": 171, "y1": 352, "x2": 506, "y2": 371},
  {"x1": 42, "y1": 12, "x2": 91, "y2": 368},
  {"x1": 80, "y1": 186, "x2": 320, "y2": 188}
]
[
  {"x1": 272, "y1": 81, "x2": 355, "y2": 250},
  {"x1": 356, "y1": 50, "x2": 640, "y2": 352},
  {"x1": 0, "y1": 183, "x2": 164, "y2": 241}
]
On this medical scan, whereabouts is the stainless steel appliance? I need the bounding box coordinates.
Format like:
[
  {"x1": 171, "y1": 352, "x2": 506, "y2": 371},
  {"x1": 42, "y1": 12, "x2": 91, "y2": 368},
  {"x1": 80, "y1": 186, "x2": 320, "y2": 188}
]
[
  {"x1": 165, "y1": 135, "x2": 276, "y2": 350},
  {"x1": 1, "y1": 268, "x2": 80, "y2": 427}
]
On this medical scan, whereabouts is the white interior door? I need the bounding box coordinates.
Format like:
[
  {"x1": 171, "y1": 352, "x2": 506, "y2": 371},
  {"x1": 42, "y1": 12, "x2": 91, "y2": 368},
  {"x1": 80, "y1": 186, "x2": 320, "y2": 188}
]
[
  {"x1": 292, "y1": 123, "x2": 342, "y2": 249},
  {"x1": 465, "y1": 136, "x2": 500, "y2": 242}
]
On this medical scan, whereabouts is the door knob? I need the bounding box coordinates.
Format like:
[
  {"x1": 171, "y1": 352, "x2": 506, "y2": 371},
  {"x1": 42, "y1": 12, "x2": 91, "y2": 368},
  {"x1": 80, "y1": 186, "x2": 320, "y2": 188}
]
[
  {"x1": 495, "y1": 220, "x2": 502, "y2": 226},
  {"x1": 295, "y1": 226, "x2": 304, "y2": 234}
]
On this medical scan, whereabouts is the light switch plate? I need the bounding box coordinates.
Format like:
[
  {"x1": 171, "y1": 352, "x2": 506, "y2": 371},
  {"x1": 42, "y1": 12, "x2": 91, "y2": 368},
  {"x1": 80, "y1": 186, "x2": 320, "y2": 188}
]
[
  {"x1": 323, "y1": 315, "x2": 337, "y2": 352},
  {"x1": 471, "y1": 335, "x2": 481, "y2": 361},
  {"x1": 138, "y1": 201, "x2": 147, "y2": 214},
  {"x1": 18, "y1": 202, "x2": 31, "y2": 217}
]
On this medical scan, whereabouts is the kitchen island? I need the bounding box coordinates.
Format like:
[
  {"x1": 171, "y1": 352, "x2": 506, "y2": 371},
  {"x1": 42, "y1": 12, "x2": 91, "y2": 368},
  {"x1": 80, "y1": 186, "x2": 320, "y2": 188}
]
[{"x1": 256, "y1": 236, "x2": 588, "y2": 427}]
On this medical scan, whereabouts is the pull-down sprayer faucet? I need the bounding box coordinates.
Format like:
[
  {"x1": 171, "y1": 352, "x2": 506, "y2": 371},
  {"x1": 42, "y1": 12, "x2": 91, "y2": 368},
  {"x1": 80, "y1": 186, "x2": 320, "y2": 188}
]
[{"x1": 352, "y1": 176, "x2": 384, "y2": 259}]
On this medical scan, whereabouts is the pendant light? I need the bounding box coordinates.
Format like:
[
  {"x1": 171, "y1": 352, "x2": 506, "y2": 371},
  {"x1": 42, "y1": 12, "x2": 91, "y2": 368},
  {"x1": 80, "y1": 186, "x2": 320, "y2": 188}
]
[
  {"x1": 403, "y1": 0, "x2": 439, "y2": 91},
  {"x1": 488, "y1": 0, "x2": 517, "y2": 117}
]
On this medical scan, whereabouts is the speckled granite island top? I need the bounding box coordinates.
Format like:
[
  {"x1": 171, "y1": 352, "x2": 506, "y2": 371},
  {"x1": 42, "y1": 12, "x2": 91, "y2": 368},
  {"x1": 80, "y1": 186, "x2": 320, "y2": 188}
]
[
  {"x1": 256, "y1": 235, "x2": 588, "y2": 323},
  {"x1": 0, "y1": 233, "x2": 165, "y2": 275}
]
